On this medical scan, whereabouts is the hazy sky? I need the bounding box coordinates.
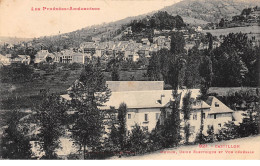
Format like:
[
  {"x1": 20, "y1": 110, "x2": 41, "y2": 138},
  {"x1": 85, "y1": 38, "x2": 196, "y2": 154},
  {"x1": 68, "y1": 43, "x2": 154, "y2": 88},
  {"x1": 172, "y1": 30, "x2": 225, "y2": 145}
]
[{"x1": 0, "y1": 0, "x2": 181, "y2": 38}]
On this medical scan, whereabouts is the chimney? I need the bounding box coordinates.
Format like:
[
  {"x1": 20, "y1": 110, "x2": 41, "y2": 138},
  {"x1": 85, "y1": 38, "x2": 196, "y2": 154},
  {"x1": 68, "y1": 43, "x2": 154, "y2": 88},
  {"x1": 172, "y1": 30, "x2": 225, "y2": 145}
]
[{"x1": 161, "y1": 94, "x2": 166, "y2": 105}]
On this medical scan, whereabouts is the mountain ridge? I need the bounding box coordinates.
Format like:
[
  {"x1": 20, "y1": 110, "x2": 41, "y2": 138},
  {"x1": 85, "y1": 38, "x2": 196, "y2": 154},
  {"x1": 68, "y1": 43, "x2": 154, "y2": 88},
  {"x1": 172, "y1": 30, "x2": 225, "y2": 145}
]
[
  {"x1": 161, "y1": 0, "x2": 260, "y2": 22},
  {"x1": 1, "y1": 0, "x2": 259, "y2": 46}
]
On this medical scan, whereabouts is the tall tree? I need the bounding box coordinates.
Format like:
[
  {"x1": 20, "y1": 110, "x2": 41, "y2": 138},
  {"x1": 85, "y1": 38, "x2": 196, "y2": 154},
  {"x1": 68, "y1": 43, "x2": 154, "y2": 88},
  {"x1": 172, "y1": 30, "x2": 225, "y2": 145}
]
[
  {"x1": 117, "y1": 103, "x2": 127, "y2": 151},
  {"x1": 35, "y1": 94, "x2": 67, "y2": 159},
  {"x1": 197, "y1": 84, "x2": 208, "y2": 144},
  {"x1": 160, "y1": 90, "x2": 182, "y2": 147},
  {"x1": 69, "y1": 63, "x2": 111, "y2": 159},
  {"x1": 182, "y1": 91, "x2": 193, "y2": 144},
  {"x1": 158, "y1": 49, "x2": 173, "y2": 83},
  {"x1": 147, "y1": 52, "x2": 161, "y2": 81},
  {"x1": 168, "y1": 56, "x2": 187, "y2": 90},
  {"x1": 108, "y1": 58, "x2": 120, "y2": 81},
  {"x1": 199, "y1": 56, "x2": 213, "y2": 91},
  {"x1": 170, "y1": 32, "x2": 185, "y2": 55},
  {"x1": 206, "y1": 33, "x2": 213, "y2": 50}
]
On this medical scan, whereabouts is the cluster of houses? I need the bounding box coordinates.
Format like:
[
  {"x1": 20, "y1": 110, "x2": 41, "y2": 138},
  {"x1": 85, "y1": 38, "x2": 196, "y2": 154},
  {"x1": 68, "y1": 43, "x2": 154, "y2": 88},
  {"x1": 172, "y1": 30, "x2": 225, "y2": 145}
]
[
  {"x1": 233, "y1": 6, "x2": 260, "y2": 23},
  {"x1": 25, "y1": 36, "x2": 171, "y2": 64},
  {"x1": 0, "y1": 53, "x2": 30, "y2": 66},
  {"x1": 61, "y1": 81, "x2": 239, "y2": 143},
  {"x1": 78, "y1": 37, "x2": 171, "y2": 61},
  {"x1": 1, "y1": 24, "x2": 221, "y2": 67},
  {"x1": 219, "y1": 6, "x2": 260, "y2": 28},
  {"x1": 0, "y1": 24, "x2": 226, "y2": 67}
]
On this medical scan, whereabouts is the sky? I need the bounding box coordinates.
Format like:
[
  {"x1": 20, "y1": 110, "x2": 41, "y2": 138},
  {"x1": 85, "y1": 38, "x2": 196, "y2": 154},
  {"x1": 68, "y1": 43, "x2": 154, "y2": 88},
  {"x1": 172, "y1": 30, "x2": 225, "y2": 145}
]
[{"x1": 0, "y1": 0, "x2": 181, "y2": 38}]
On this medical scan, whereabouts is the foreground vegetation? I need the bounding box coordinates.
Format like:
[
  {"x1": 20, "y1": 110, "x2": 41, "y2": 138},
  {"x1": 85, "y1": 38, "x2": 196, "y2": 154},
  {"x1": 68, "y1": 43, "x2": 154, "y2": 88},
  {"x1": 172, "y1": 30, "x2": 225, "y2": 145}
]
[
  {"x1": 0, "y1": 30, "x2": 259, "y2": 159},
  {"x1": 0, "y1": 63, "x2": 259, "y2": 159}
]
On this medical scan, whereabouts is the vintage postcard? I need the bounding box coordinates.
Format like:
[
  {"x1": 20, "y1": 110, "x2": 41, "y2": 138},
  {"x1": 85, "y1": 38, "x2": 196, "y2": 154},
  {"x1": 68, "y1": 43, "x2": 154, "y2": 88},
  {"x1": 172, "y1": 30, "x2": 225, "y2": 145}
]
[{"x1": 0, "y1": 0, "x2": 259, "y2": 160}]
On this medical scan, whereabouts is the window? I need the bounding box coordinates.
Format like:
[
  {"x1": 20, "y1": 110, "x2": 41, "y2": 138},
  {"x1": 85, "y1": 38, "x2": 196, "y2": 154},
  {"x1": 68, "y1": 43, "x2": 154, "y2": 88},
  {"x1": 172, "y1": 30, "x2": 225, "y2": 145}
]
[
  {"x1": 193, "y1": 113, "x2": 197, "y2": 120},
  {"x1": 190, "y1": 126, "x2": 195, "y2": 133},
  {"x1": 128, "y1": 114, "x2": 131, "y2": 119},
  {"x1": 218, "y1": 123, "x2": 221, "y2": 127},
  {"x1": 144, "y1": 114, "x2": 148, "y2": 121},
  {"x1": 203, "y1": 113, "x2": 206, "y2": 119},
  {"x1": 215, "y1": 102, "x2": 219, "y2": 107},
  {"x1": 214, "y1": 114, "x2": 217, "y2": 119},
  {"x1": 156, "y1": 113, "x2": 160, "y2": 120}
]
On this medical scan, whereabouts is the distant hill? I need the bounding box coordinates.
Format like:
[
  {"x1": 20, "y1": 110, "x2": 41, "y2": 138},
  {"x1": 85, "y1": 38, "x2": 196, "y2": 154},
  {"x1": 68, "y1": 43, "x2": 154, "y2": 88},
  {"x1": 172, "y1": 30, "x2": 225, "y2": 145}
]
[
  {"x1": 6, "y1": 0, "x2": 259, "y2": 50},
  {"x1": 0, "y1": 36, "x2": 32, "y2": 45},
  {"x1": 161, "y1": 0, "x2": 260, "y2": 23}
]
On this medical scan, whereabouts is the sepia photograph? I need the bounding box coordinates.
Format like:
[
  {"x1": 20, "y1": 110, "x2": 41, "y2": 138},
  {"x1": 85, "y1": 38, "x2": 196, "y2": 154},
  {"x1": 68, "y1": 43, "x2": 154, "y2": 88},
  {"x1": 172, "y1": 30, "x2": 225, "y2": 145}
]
[{"x1": 0, "y1": 0, "x2": 259, "y2": 160}]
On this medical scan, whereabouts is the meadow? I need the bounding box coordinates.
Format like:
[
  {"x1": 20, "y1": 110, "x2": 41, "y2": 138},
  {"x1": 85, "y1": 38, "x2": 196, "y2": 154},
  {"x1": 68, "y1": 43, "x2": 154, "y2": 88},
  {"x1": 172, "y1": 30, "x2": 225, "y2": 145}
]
[{"x1": 203, "y1": 26, "x2": 260, "y2": 39}]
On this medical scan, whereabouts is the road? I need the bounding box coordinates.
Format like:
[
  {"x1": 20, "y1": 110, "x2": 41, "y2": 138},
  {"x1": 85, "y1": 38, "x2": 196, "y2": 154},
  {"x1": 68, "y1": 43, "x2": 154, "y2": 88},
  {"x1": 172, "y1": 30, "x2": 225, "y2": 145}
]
[{"x1": 109, "y1": 135, "x2": 260, "y2": 160}]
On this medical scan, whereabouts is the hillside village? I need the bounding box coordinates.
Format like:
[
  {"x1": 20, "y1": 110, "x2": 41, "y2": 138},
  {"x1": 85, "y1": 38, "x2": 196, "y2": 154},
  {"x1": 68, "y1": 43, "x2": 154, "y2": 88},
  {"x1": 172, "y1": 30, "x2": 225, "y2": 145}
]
[
  {"x1": 1, "y1": 6, "x2": 259, "y2": 68},
  {"x1": 0, "y1": 16, "x2": 216, "y2": 67}
]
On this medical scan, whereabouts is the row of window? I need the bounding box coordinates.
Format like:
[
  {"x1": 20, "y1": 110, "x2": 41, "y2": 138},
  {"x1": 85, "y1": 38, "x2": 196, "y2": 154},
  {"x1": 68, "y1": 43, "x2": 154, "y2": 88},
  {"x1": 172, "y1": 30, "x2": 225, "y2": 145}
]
[
  {"x1": 127, "y1": 112, "x2": 226, "y2": 122},
  {"x1": 127, "y1": 113, "x2": 160, "y2": 121}
]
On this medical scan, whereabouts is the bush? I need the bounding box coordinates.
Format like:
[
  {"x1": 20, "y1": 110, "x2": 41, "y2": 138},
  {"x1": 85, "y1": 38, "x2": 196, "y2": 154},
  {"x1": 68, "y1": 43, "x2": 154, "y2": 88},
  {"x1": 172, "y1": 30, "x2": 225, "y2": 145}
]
[
  {"x1": 215, "y1": 122, "x2": 240, "y2": 141},
  {"x1": 124, "y1": 125, "x2": 149, "y2": 155},
  {"x1": 0, "y1": 64, "x2": 34, "y2": 83}
]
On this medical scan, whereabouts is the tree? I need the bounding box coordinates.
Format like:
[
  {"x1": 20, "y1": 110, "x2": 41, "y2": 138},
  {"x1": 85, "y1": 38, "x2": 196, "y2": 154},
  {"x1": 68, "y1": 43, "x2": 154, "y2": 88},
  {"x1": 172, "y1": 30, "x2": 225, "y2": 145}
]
[
  {"x1": 197, "y1": 84, "x2": 208, "y2": 144},
  {"x1": 35, "y1": 94, "x2": 67, "y2": 159},
  {"x1": 168, "y1": 56, "x2": 187, "y2": 90},
  {"x1": 219, "y1": 18, "x2": 225, "y2": 27},
  {"x1": 211, "y1": 47, "x2": 248, "y2": 87},
  {"x1": 216, "y1": 122, "x2": 239, "y2": 141},
  {"x1": 170, "y1": 32, "x2": 185, "y2": 54},
  {"x1": 199, "y1": 56, "x2": 213, "y2": 91},
  {"x1": 117, "y1": 103, "x2": 127, "y2": 151},
  {"x1": 107, "y1": 58, "x2": 120, "y2": 81},
  {"x1": 158, "y1": 49, "x2": 173, "y2": 83},
  {"x1": 69, "y1": 63, "x2": 111, "y2": 159},
  {"x1": 111, "y1": 68, "x2": 120, "y2": 81},
  {"x1": 147, "y1": 52, "x2": 161, "y2": 81},
  {"x1": 159, "y1": 90, "x2": 182, "y2": 148},
  {"x1": 185, "y1": 51, "x2": 202, "y2": 88},
  {"x1": 206, "y1": 33, "x2": 213, "y2": 50},
  {"x1": 125, "y1": 124, "x2": 148, "y2": 155},
  {"x1": 0, "y1": 63, "x2": 34, "y2": 83},
  {"x1": 1, "y1": 110, "x2": 32, "y2": 159},
  {"x1": 182, "y1": 91, "x2": 193, "y2": 144}
]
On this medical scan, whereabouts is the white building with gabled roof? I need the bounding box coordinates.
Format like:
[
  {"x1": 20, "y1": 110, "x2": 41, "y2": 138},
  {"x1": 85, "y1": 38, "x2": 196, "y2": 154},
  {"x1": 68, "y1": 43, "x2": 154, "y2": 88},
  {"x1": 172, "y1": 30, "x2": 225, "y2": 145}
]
[{"x1": 60, "y1": 81, "x2": 236, "y2": 142}]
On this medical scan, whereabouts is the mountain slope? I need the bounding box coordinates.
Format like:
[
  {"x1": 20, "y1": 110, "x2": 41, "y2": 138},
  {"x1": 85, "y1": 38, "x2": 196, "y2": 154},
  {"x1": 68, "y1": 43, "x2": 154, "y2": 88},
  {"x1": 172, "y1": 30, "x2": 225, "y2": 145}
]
[
  {"x1": 161, "y1": 0, "x2": 260, "y2": 23},
  {"x1": 6, "y1": 0, "x2": 259, "y2": 49}
]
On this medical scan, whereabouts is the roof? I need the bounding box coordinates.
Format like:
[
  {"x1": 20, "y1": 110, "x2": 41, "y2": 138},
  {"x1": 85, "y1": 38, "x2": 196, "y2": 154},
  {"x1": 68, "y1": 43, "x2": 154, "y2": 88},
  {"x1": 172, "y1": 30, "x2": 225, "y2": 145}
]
[
  {"x1": 60, "y1": 88, "x2": 212, "y2": 111},
  {"x1": 62, "y1": 77, "x2": 234, "y2": 113},
  {"x1": 100, "y1": 89, "x2": 205, "y2": 110},
  {"x1": 106, "y1": 81, "x2": 164, "y2": 92},
  {"x1": 206, "y1": 96, "x2": 234, "y2": 114}
]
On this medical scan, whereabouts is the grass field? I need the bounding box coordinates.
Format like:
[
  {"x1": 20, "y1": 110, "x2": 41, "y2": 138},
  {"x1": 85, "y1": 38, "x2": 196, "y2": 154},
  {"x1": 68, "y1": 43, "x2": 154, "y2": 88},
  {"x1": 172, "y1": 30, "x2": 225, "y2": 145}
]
[
  {"x1": 202, "y1": 26, "x2": 260, "y2": 39},
  {"x1": 0, "y1": 69, "x2": 148, "y2": 109}
]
